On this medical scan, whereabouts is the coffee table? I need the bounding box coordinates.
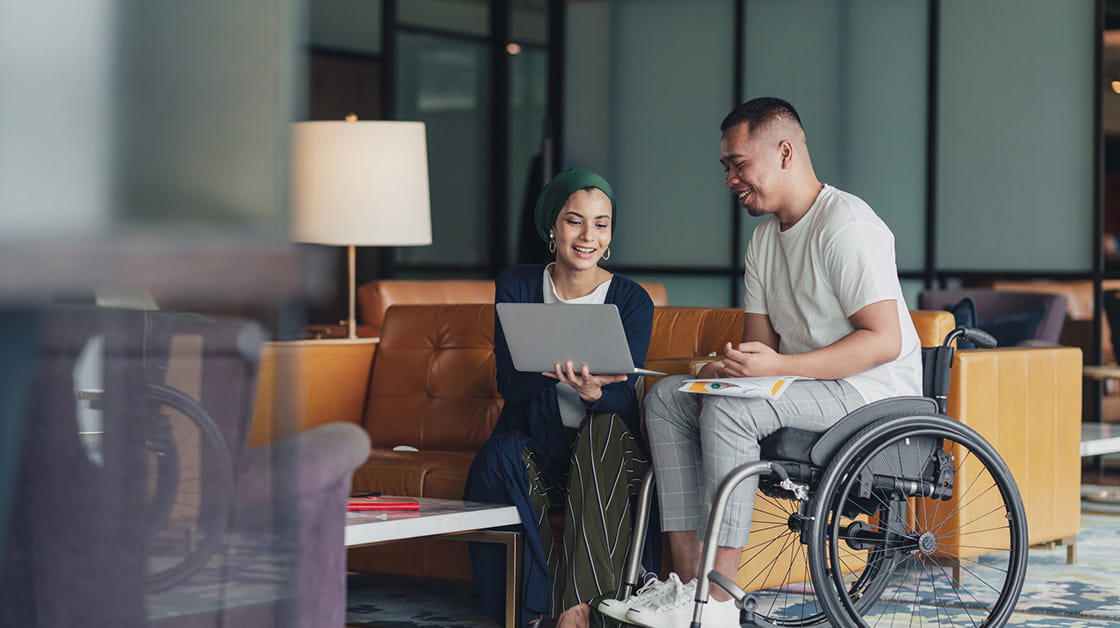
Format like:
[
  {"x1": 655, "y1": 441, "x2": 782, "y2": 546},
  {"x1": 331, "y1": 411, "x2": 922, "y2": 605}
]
[
  {"x1": 345, "y1": 496, "x2": 522, "y2": 628},
  {"x1": 1081, "y1": 421, "x2": 1120, "y2": 457}
]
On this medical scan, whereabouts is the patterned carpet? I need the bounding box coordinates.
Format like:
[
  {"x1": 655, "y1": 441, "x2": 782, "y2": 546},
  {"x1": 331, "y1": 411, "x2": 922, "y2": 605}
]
[{"x1": 346, "y1": 513, "x2": 1120, "y2": 628}]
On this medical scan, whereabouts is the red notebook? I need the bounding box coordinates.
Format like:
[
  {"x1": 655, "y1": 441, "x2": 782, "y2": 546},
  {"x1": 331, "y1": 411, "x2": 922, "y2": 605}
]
[{"x1": 347, "y1": 496, "x2": 421, "y2": 511}]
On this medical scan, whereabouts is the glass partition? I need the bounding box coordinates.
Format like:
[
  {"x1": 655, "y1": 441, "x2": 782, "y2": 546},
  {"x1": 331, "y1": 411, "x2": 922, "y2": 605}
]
[
  {"x1": 394, "y1": 31, "x2": 492, "y2": 267},
  {"x1": 740, "y1": 0, "x2": 928, "y2": 273},
  {"x1": 512, "y1": 0, "x2": 549, "y2": 45},
  {"x1": 399, "y1": 0, "x2": 489, "y2": 36},
  {"x1": 608, "y1": 0, "x2": 735, "y2": 273},
  {"x1": 936, "y1": 0, "x2": 1094, "y2": 273},
  {"x1": 507, "y1": 45, "x2": 549, "y2": 265},
  {"x1": 309, "y1": 0, "x2": 382, "y2": 54}
]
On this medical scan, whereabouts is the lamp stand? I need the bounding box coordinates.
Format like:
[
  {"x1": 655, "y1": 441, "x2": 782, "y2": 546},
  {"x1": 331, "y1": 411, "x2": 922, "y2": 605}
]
[{"x1": 346, "y1": 244, "x2": 358, "y2": 339}]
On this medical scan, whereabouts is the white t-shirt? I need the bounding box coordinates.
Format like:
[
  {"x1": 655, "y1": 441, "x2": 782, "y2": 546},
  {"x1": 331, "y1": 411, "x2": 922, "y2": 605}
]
[
  {"x1": 543, "y1": 265, "x2": 614, "y2": 428},
  {"x1": 743, "y1": 184, "x2": 922, "y2": 403}
]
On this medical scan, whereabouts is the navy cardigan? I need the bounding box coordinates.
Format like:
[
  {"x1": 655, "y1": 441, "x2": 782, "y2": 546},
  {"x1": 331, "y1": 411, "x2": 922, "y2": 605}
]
[{"x1": 490, "y1": 264, "x2": 654, "y2": 479}]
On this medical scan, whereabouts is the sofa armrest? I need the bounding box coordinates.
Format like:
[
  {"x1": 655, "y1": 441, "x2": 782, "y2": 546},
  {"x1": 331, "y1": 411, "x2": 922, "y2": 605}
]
[
  {"x1": 249, "y1": 339, "x2": 378, "y2": 447},
  {"x1": 646, "y1": 356, "x2": 717, "y2": 377}
]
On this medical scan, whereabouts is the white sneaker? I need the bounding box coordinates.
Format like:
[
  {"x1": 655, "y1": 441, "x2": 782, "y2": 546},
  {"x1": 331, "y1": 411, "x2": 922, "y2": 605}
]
[
  {"x1": 626, "y1": 594, "x2": 740, "y2": 628},
  {"x1": 598, "y1": 573, "x2": 695, "y2": 622}
]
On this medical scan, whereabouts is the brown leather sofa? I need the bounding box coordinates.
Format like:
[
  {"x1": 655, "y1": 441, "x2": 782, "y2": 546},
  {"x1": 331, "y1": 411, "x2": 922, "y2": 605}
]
[
  {"x1": 304, "y1": 278, "x2": 669, "y2": 339},
  {"x1": 251, "y1": 303, "x2": 1082, "y2": 586}
]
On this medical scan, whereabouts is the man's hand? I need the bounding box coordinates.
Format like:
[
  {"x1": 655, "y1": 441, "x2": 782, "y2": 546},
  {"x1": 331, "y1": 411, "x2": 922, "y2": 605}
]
[
  {"x1": 719, "y1": 341, "x2": 785, "y2": 377},
  {"x1": 542, "y1": 360, "x2": 627, "y2": 403}
]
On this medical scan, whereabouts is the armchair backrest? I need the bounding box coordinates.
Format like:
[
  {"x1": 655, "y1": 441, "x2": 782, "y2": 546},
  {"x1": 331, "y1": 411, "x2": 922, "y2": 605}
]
[{"x1": 918, "y1": 288, "x2": 1067, "y2": 346}]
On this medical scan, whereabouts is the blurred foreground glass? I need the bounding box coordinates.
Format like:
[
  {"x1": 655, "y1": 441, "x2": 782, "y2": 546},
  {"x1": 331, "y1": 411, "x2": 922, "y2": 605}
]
[
  {"x1": 0, "y1": 0, "x2": 312, "y2": 303},
  {"x1": 0, "y1": 1, "x2": 359, "y2": 627}
]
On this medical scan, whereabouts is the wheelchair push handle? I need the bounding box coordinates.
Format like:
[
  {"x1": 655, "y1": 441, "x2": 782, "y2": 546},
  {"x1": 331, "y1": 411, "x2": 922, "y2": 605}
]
[{"x1": 944, "y1": 326, "x2": 997, "y2": 349}]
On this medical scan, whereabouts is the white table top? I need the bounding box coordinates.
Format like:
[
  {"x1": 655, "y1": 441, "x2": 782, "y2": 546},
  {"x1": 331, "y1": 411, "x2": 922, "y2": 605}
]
[
  {"x1": 1082, "y1": 422, "x2": 1120, "y2": 457},
  {"x1": 344, "y1": 496, "x2": 520, "y2": 547}
]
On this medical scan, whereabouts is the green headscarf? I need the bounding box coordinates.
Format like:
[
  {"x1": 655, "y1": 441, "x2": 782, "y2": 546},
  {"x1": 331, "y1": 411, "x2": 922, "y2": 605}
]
[{"x1": 534, "y1": 168, "x2": 616, "y2": 242}]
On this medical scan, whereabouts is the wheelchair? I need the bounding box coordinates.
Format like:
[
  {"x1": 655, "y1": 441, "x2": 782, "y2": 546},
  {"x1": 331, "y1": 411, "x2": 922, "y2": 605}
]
[{"x1": 610, "y1": 326, "x2": 1029, "y2": 627}]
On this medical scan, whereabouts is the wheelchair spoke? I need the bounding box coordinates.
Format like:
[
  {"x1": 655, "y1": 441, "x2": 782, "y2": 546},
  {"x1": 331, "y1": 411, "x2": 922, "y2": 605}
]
[
  {"x1": 736, "y1": 492, "x2": 831, "y2": 626},
  {"x1": 926, "y1": 476, "x2": 1002, "y2": 537},
  {"x1": 806, "y1": 415, "x2": 1027, "y2": 627}
]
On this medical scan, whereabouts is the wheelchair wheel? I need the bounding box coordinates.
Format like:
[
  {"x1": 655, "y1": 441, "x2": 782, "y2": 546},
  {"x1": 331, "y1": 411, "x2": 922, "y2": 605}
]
[
  {"x1": 734, "y1": 488, "x2": 826, "y2": 625},
  {"x1": 808, "y1": 415, "x2": 1028, "y2": 627},
  {"x1": 739, "y1": 482, "x2": 899, "y2": 626},
  {"x1": 143, "y1": 384, "x2": 234, "y2": 591}
]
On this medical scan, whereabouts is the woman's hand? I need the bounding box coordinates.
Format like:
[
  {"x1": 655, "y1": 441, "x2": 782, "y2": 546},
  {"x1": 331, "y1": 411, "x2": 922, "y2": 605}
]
[{"x1": 542, "y1": 360, "x2": 627, "y2": 403}]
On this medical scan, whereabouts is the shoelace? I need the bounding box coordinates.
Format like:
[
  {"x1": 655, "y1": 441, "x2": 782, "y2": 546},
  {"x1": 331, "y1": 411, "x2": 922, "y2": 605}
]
[
  {"x1": 648, "y1": 579, "x2": 699, "y2": 612},
  {"x1": 630, "y1": 573, "x2": 689, "y2": 608}
]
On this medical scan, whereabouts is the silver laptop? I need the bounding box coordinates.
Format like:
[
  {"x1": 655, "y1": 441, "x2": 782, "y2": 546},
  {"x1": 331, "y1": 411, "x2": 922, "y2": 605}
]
[{"x1": 496, "y1": 303, "x2": 664, "y2": 376}]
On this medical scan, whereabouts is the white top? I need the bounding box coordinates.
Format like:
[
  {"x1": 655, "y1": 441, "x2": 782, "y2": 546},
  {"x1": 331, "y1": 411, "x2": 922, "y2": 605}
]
[
  {"x1": 743, "y1": 184, "x2": 922, "y2": 403},
  {"x1": 543, "y1": 265, "x2": 614, "y2": 427}
]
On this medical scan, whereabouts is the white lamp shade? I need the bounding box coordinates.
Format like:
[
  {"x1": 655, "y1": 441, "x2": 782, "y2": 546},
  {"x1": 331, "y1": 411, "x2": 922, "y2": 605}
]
[{"x1": 290, "y1": 120, "x2": 432, "y2": 246}]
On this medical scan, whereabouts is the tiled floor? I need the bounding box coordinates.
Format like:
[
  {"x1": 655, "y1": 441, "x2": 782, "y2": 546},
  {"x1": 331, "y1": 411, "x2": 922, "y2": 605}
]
[{"x1": 343, "y1": 456, "x2": 1120, "y2": 628}]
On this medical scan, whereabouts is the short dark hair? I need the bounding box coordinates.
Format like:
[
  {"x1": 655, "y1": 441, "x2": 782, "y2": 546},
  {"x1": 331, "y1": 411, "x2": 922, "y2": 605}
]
[{"x1": 720, "y1": 97, "x2": 803, "y2": 134}]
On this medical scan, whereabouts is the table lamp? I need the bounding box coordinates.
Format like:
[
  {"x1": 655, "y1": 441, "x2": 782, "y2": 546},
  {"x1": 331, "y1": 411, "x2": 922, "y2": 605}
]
[{"x1": 290, "y1": 119, "x2": 432, "y2": 339}]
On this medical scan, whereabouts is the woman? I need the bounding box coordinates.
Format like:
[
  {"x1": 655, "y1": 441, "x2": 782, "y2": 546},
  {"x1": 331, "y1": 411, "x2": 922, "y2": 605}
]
[{"x1": 464, "y1": 169, "x2": 657, "y2": 628}]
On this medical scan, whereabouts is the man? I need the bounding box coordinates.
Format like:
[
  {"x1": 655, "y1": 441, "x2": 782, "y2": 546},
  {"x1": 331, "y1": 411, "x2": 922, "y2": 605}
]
[{"x1": 610, "y1": 97, "x2": 922, "y2": 628}]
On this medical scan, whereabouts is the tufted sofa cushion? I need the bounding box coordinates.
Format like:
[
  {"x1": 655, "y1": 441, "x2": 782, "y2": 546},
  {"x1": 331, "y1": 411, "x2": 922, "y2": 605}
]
[
  {"x1": 363, "y1": 304, "x2": 501, "y2": 452},
  {"x1": 348, "y1": 304, "x2": 502, "y2": 578}
]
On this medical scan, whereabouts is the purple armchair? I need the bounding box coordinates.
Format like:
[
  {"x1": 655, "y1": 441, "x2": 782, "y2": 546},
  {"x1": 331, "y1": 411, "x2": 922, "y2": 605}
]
[
  {"x1": 0, "y1": 306, "x2": 369, "y2": 627},
  {"x1": 918, "y1": 288, "x2": 1069, "y2": 347}
]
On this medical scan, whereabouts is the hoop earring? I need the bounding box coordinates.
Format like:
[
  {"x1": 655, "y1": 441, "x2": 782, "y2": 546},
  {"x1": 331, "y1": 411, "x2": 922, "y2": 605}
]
[
  {"x1": 548, "y1": 234, "x2": 556, "y2": 254},
  {"x1": 602, "y1": 247, "x2": 611, "y2": 261}
]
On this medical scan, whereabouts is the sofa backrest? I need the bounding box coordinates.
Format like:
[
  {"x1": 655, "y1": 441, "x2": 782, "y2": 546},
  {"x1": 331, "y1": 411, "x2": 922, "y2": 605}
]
[
  {"x1": 357, "y1": 280, "x2": 495, "y2": 338},
  {"x1": 649, "y1": 307, "x2": 954, "y2": 359},
  {"x1": 649, "y1": 307, "x2": 743, "y2": 359},
  {"x1": 640, "y1": 282, "x2": 669, "y2": 307},
  {"x1": 357, "y1": 278, "x2": 670, "y2": 337},
  {"x1": 363, "y1": 304, "x2": 958, "y2": 451}
]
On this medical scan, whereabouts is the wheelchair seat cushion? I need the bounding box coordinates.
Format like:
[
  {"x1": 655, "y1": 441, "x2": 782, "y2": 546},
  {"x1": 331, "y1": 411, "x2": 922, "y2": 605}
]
[
  {"x1": 759, "y1": 427, "x2": 819, "y2": 464},
  {"x1": 758, "y1": 396, "x2": 938, "y2": 468}
]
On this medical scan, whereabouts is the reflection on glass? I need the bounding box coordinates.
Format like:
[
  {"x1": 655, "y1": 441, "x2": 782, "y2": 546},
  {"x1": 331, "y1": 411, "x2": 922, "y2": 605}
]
[
  {"x1": 399, "y1": 0, "x2": 489, "y2": 36},
  {"x1": 395, "y1": 32, "x2": 491, "y2": 267},
  {"x1": 309, "y1": 0, "x2": 383, "y2": 54},
  {"x1": 511, "y1": 0, "x2": 548, "y2": 45},
  {"x1": 625, "y1": 274, "x2": 731, "y2": 308},
  {"x1": 507, "y1": 46, "x2": 548, "y2": 267}
]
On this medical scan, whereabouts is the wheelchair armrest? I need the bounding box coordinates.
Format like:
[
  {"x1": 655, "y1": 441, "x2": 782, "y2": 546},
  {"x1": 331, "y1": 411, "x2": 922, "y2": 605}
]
[{"x1": 808, "y1": 396, "x2": 937, "y2": 468}]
